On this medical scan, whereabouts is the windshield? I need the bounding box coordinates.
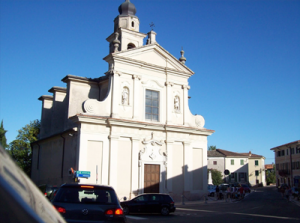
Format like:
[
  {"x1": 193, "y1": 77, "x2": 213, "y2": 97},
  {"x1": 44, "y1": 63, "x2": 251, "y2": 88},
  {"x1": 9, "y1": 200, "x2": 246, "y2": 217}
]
[{"x1": 54, "y1": 186, "x2": 118, "y2": 204}]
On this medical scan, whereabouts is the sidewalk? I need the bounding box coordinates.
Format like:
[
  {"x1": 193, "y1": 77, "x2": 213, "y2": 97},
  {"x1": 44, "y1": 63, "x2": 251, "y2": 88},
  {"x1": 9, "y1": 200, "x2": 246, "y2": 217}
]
[
  {"x1": 176, "y1": 193, "x2": 248, "y2": 207},
  {"x1": 176, "y1": 190, "x2": 300, "y2": 207}
]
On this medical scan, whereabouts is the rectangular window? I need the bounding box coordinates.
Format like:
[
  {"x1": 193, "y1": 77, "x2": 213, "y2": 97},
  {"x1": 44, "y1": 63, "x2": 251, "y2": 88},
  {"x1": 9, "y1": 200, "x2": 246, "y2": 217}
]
[
  {"x1": 255, "y1": 170, "x2": 259, "y2": 176},
  {"x1": 240, "y1": 160, "x2": 244, "y2": 165},
  {"x1": 213, "y1": 161, "x2": 217, "y2": 165},
  {"x1": 277, "y1": 151, "x2": 281, "y2": 157},
  {"x1": 231, "y1": 173, "x2": 235, "y2": 179},
  {"x1": 282, "y1": 150, "x2": 285, "y2": 156},
  {"x1": 145, "y1": 90, "x2": 159, "y2": 121},
  {"x1": 255, "y1": 160, "x2": 259, "y2": 166},
  {"x1": 286, "y1": 149, "x2": 289, "y2": 155},
  {"x1": 231, "y1": 159, "x2": 234, "y2": 165}
]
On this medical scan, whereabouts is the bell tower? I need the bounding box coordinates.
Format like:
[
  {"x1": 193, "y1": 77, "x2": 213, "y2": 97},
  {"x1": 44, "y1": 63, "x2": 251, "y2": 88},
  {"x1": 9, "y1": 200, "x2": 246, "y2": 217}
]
[{"x1": 107, "y1": 0, "x2": 147, "y2": 53}]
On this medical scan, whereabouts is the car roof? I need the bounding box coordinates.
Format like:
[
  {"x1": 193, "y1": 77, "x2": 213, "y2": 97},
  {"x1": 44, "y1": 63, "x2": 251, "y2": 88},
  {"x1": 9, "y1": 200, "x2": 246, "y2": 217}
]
[
  {"x1": 138, "y1": 193, "x2": 170, "y2": 196},
  {"x1": 60, "y1": 184, "x2": 114, "y2": 189}
]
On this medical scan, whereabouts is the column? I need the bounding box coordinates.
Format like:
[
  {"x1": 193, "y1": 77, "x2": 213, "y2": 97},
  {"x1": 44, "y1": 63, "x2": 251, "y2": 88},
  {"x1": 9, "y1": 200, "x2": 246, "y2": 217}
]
[
  {"x1": 182, "y1": 85, "x2": 190, "y2": 126},
  {"x1": 108, "y1": 135, "x2": 119, "y2": 188},
  {"x1": 132, "y1": 75, "x2": 141, "y2": 120},
  {"x1": 166, "y1": 82, "x2": 173, "y2": 124},
  {"x1": 131, "y1": 137, "x2": 140, "y2": 198}
]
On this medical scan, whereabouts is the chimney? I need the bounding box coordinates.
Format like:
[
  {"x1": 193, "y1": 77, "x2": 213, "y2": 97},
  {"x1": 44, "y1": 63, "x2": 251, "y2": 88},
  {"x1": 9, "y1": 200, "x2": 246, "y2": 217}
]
[{"x1": 249, "y1": 151, "x2": 252, "y2": 157}]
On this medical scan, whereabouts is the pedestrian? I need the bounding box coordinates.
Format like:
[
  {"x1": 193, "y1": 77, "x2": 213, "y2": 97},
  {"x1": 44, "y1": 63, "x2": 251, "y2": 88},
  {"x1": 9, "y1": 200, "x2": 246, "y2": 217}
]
[
  {"x1": 227, "y1": 186, "x2": 231, "y2": 199},
  {"x1": 216, "y1": 185, "x2": 220, "y2": 200},
  {"x1": 239, "y1": 186, "x2": 244, "y2": 199},
  {"x1": 284, "y1": 187, "x2": 290, "y2": 202},
  {"x1": 280, "y1": 186, "x2": 285, "y2": 197}
]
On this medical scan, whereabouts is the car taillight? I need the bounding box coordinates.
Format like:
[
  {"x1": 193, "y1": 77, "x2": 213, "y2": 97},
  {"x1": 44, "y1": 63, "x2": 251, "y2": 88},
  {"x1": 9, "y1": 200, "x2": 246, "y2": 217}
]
[
  {"x1": 115, "y1": 208, "x2": 123, "y2": 215},
  {"x1": 54, "y1": 206, "x2": 66, "y2": 214},
  {"x1": 170, "y1": 201, "x2": 174, "y2": 205},
  {"x1": 44, "y1": 192, "x2": 47, "y2": 196},
  {"x1": 105, "y1": 209, "x2": 123, "y2": 217}
]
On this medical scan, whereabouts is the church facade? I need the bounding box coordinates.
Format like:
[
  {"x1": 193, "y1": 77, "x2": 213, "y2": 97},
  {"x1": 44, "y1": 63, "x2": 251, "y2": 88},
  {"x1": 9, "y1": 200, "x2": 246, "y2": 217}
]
[{"x1": 31, "y1": 0, "x2": 214, "y2": 201}]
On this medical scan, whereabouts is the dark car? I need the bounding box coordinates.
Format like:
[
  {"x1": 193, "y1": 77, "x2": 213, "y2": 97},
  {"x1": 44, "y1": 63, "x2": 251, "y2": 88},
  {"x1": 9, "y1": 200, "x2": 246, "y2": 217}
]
[
  {"x1": 38, "y1": 184, "x2": 58, "y2": 199},
  {"x1": 120, "y1": 193, "x2": 176, "y2": 216},
  {"x1": 52, "y1": 184, "x2": 126, "y2": 223},
  {"x1": 241, "y1": 184, "x2": 251, "y2": 193}
]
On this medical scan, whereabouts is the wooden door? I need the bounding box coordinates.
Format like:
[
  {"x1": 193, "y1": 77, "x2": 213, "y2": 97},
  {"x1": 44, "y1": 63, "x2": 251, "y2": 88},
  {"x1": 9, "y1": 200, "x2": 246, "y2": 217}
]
[{"x1": 144, "y1": 164, "x2": 160, "y2": 193}]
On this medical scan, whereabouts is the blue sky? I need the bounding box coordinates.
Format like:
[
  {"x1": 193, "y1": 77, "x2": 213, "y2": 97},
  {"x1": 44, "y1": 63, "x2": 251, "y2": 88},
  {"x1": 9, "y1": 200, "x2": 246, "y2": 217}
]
[{"x1": 1, "y1": 0, "x2": 299, "y2": 164}]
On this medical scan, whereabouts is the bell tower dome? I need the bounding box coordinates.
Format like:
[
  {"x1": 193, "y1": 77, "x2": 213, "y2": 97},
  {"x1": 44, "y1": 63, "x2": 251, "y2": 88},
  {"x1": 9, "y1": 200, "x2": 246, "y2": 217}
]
[
  {"x1": 107, "y1": 0, "x2": 147, "y2": 54},
  {"x1": 114, "y1": 0, "x2": 139, "y2": 32}
]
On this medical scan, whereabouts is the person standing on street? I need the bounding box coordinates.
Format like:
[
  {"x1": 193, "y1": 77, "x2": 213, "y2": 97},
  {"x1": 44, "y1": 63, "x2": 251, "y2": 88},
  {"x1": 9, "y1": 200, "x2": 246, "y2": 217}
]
[{"x1": 239, "y1": 186, "x2": 244, "y2": 199}]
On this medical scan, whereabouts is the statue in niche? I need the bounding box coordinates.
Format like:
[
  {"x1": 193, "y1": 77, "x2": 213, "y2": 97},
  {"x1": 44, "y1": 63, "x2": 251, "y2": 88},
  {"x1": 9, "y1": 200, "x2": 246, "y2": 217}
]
[
  {"x1": 174, "y1": 96, "x2": 180, "y2": 111},
  {"x1": 122, "y1": 87, "x2": 129, "y2": 105}
]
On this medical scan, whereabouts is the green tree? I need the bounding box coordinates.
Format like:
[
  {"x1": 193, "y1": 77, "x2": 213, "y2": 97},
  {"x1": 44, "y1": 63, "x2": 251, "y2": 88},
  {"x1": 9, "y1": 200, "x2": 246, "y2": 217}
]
[
  {"x1": 266, "y1": 164, "x2": 276, "y2": 185},
  {"x1": 8, "y1": 120, "x2": 40, "y2": 176},
  {"x1": 208, "y1": 145, "x2": 217, "y2": 151},
  {"x1": 0, "y1": 120, "x2": 8, "y2": 149},
  {"x1": 208, "y1": 168, "x2": 223, "y2": 185}
]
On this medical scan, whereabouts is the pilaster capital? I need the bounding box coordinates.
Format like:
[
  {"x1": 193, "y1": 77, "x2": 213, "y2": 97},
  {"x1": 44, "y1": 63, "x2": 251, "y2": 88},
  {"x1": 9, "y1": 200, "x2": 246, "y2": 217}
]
[
  {"x1": 182, "y1": 85, "x2": 190, "y2": 90},
  {"x1": 165, "y1": 81, "x2": 174, "y2": 87},
  {"x1": 183, "y1": 141, "x2": 191, "y2": 146},
  {"x1": 165, "y1": 140, "x2": 174, "y2": 144},
  {"x1": 108, "y1": 135, "x2": 120, "y2": 140},
  {"x1": 132, "y1": 75, "x2": 141, "y2": 80},
  {"x1": 131, "y1": 137, "x2": 140, "y2": 142}
]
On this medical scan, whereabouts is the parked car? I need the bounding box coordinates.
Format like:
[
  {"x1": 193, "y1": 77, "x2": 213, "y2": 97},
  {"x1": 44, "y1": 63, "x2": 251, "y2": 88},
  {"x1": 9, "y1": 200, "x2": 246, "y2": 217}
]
[
  {"x1": 52, "y1": 184, "x2": 126, "y2": 223},
  {"x1": 38, "y1": 184, "x2": 58, "y2": 199},
  {"x1": 0, "y1": 145, "x2": 66, "y2": 223},
  {"x1": 241, "y1": 184, "x2": 251, "y2": 193},
  {"x1": 120, "y1": 193, "x2": 176, "y2": 216},
  {"x1": 207, "y1": 184, "x2": 216, "y2": 197}
]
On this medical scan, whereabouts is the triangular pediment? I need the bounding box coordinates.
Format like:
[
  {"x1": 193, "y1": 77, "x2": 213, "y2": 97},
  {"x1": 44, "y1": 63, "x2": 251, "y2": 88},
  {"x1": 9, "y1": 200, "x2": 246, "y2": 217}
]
[{"x1": 112, "y1": 43, "x2": 194, "y2": 74}]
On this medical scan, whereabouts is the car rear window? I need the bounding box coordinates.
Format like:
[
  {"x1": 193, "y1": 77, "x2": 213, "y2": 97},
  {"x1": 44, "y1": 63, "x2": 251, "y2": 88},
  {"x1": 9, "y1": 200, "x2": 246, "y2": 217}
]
[
  {"x1": 54, "y1": 186, "x2": 118, "y2": 204},
  {"x1": 163, "y1": 195, "x2": 173, "y2": 202}
]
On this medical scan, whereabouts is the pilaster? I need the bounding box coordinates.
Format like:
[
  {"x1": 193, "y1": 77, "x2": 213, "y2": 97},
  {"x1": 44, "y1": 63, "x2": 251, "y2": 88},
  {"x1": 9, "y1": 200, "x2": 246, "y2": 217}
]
[
  {"x1": 132, "y1": 75, "x2": 141, "y2": 120},
  {"x1": 182, "y1": 85, "x2": 190, "y2": 126},
  {"x1": 166, "y1": 140, "x2": 174, "y2": 193},
  {"x1": 166, "y1": 82, "x2": 174, "y2": 124},
  {"x1": 111, "y1": 73, "x2": 121, "y2": 118},
  {"x1": 183, "y1": 141, "x2": 191, "y2": 192},
  {"x1": 108, "y1": 135, "x2": 119, "y2": 188},
  {"x1": 130, "y1": 137, "x2": 140, "y2": 198}
]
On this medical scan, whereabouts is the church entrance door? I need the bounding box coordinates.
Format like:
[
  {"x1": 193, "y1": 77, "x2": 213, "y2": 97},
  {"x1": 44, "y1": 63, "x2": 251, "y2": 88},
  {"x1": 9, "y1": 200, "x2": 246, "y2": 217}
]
[{"x1": 144, "y1": 164, "x2": 160, "y2": 193}]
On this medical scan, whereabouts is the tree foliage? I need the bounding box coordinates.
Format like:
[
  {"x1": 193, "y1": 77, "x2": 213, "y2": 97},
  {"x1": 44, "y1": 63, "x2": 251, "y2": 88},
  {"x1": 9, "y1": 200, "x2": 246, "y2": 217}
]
[
  {"x1": 8, "y1": 120, "x2": 40, "y2": 176},
  {"x1": 208, "y1": 145, "x2": 217, "y2": 151},
  {"x1": 208, "y1": 168, "x2": 223, "y2": 185},
  {"x1": 266, "y1": 164, "x2": 276, "y2": 185},
  {"x1": 0, "y1": 120, "x2": 8, "y2": 149}
]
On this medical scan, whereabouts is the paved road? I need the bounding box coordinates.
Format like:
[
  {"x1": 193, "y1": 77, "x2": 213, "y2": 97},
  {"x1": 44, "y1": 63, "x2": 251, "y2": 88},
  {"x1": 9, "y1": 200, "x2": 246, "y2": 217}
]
[{"x1": 126, "y1": 186, "x2": 300, "y2": 223}]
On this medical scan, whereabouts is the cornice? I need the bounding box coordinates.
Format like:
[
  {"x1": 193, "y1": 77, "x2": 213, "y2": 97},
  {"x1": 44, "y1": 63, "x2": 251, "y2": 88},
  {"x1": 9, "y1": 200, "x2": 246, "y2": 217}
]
[
  {"x1": 71, "y1": 114, "x2": 215, "y2": 136},
  {"x1": 38, "y1": 95, "x2": 53, "y2": 101},
  {"x1": 48, "y1": 86, "x2": 67, "y2": 93}
]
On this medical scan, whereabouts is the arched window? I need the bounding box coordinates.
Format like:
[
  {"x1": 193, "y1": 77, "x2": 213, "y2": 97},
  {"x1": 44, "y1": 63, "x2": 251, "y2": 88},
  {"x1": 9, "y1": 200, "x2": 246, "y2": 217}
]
[
  {"x1": 127, "y1": 43, "x2": 136, "y2": 50},
  {"x1": 132, "y1": 21, "x2": 134, "y2": 27}
]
